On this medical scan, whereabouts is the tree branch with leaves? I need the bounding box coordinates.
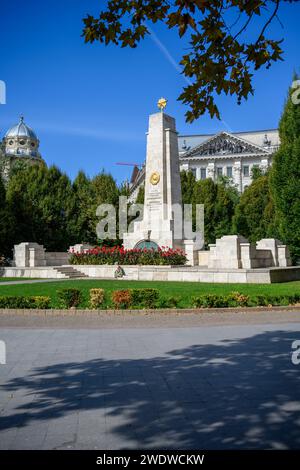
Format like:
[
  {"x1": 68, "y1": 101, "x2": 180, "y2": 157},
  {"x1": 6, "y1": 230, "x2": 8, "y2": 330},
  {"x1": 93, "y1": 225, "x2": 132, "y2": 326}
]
[{"x1": 82, "y1": 0, "x2": 295, "y2": 121}]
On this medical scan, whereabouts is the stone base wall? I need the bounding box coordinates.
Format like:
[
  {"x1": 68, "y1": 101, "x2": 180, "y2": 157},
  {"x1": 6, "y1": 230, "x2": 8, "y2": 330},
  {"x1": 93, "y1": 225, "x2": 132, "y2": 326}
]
[
  {"x1": 200, "y1": 236, "x2": 292, "y2": 270},
  {"x1": 2, "y1": 265, "x2": 300, "y2": 284},
  {"x1": 45, "y1": 252, "x2": 69, "y2": 266},
  {"x1": 13, "y1": 243, "x2": 70, "y2": 268}
]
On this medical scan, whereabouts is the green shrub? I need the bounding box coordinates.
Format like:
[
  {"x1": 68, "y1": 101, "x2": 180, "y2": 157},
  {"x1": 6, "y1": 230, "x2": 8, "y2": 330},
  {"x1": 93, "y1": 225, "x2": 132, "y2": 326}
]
[
  {"x1": 252, "y1": 293, "x2": 300, "y2": 307},
  {"x1": 192, "y1": 294, "x2": 230, "y2": 308},
  {"x1": 288, "y1": 293, "x2": 300, "y2": 305},
  {"x1": 0, "y1": 296, "x2": 51, "y2": 309},
  {"x1": 192, "y1": 292, "x2": 248, "y2": 308},
  {"x1": 111, "y1": 290, "x2": 132, "y2": 309},
  {"x1": 191, "y1": 292, "x2": 300, "y2": 309},
  {"x1": 32, "y1": 296, "x2": 51, "y2": 309},
  {"x1": 228, "y1": 292, "x2": 250, "y2": 307},
  {"x1": 57, "y1": 289, "x2": 82, "y2": 309},
  {"x1": 252, "y1": 294, "x2": 269, "y2": 307},
  {"x1": 131, "y1": 288, "x2": 159, "y2": 309},
  {"x1": 89, "y1": 288, "x2": 105, "y2": 309},
  {"x1": 157, "y1": 296, "x2": 182, "y2": 308}
]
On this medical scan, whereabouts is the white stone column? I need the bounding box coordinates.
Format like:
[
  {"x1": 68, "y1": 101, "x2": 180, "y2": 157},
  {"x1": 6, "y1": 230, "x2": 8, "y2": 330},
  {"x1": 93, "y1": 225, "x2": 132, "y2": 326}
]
[
  {"x1": 233, "y1": 161, "x2": 242, "y2": 192},
  {"x1": 207, "y1": 162, "x2": 215, "y2": 181},
  {"x1": 260, "y1": 157, "x2": 269, "y2": 174},
  {"x1": 123, "y1": 112, "x2": 183, "y2": 249}
]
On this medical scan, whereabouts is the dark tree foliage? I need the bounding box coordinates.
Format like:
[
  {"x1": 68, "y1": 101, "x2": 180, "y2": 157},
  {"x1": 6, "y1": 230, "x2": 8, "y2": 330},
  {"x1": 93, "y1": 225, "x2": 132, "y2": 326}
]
[
  {"x1": 192, "y1": 177, "x2": 239, "y2": 245},
  {"x1": 6, "y1": 165, "x2": 77, "y2": 251},
  {"x1": 233, "y1": 173, "x2": 276, "y2": 242},
  {"x1": 82, "y1": 0, "x2": 295, "y2": 121},
  {"x1": 0, "y1": 176, "x2": 13, "y2": 258},
  {"x1": 2, "y1": 165, "x2": 126, "y2": 255},
  {"x1": 214, "y1": 177, "x2": 239, "y2": 239},
  {"x1": 271, "y1": 76, "x2": 300, "y2": 262},
  {"x1": 73, "y1": 170, "x2": 97, "y2": 245},
  {"x1": 0, "y1": 175, "x2": 5, "y2": 206},
  {"x1": 136, "y1": 185, "x2": 145, "y2": 204},
  {"x1": 180, "y1": 170, "x2": 196, "y2": 204}
]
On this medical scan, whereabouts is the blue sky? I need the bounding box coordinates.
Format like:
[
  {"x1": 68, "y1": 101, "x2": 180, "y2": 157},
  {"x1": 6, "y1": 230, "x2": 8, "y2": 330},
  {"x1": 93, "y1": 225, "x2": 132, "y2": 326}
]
[{"x1": 0, "y1": 0, "x2": 299, "y2": 184}]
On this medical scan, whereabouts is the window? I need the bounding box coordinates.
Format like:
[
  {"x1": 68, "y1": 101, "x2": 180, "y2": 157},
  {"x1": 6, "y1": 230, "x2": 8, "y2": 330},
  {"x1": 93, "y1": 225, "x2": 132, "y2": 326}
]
[
  {"x1": 190, "y1": 168, "x2": 196, "y2": 178},
  {"x1": 243, "y1": 165, "x2": 249, "y2": 177},
  {"x1": 217, "y1": 167, "x2": 223, "y2": 177},
  {"x1": 200, "y1": 168, "x2": 206, "y2": 180},
  {"x1": 226, "y1": 166, "x2": 233, "y2": 178}
]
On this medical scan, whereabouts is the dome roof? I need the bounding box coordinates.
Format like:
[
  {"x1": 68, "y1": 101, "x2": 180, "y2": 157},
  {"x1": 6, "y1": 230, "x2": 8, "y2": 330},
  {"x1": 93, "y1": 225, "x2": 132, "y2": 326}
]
[{"x1": 5, "y1": 116, "x2": 38, "y2": 140}]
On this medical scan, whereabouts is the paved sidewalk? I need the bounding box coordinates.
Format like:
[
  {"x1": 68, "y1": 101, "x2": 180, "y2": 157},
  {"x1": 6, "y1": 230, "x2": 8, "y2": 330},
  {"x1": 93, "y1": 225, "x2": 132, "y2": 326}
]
[
  {"x1": 0, "y1": 279, "x2": 67, "y2": 286},
  {"x1": 0, "y1": 323, "x2": 300, "y2": 449},
  {"x1": 0, "y1": 308, "x2": 299, "y2": 329}
]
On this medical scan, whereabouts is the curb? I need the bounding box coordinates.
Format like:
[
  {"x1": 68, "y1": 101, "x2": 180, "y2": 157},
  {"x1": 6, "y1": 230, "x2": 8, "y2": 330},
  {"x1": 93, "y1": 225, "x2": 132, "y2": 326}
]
[{"x1": 0, "y1": 305, "x2": 300, "y2": 316}]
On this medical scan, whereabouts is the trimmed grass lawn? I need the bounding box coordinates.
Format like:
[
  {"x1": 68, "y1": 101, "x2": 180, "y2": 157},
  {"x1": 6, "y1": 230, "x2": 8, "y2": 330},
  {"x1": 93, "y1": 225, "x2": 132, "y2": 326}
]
[
  {"x1": 0, "y1": 279, "x2": 300, "y2": 308},
  {"x1": 0, "y1": 278, "x2": 33, "y2": 282}
]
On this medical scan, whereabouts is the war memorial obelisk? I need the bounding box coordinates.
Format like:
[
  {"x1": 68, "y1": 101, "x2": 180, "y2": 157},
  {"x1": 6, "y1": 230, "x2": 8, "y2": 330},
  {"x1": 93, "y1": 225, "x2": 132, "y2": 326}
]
[{"x1": 123, "y1": 99, "x2": 201, "y2": 264}]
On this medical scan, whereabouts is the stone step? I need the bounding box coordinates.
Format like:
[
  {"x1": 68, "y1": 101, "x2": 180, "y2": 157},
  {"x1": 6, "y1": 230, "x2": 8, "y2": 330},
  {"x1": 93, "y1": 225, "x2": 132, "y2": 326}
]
[{"x1": 53, "y1": 266, "x2": 88, "y2": 279}]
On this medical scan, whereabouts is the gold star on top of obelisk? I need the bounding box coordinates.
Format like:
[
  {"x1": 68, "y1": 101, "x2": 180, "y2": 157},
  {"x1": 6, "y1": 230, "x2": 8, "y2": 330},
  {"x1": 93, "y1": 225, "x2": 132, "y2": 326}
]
[{"x1": 157, "y1": 97, "x2": 167, "y2": 112}]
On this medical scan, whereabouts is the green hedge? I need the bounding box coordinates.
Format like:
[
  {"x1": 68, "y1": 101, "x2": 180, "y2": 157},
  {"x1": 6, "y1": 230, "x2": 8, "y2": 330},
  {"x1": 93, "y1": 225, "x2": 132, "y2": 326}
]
[
  {"x1": 0, "y1": 296, "x2": 51, "y2": 309},
  {"x1": 57, "y1": 289, "x2": 82, "y2": 309},
  {"x1": 0, "y1": 290, "x2": 299, "y2": 311},
  {"x1": 192, "y1": 292, "x2": 300, "y2": 308},
  {"x1": 130, "y1": 288, "x2": 159, "y2": 309}
]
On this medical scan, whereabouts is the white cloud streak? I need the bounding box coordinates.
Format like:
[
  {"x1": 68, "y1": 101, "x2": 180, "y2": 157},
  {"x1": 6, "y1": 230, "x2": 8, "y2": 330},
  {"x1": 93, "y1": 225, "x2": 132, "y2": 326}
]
[{"x1": 148, "y1": 25, "x2": 233, "y2": 132}]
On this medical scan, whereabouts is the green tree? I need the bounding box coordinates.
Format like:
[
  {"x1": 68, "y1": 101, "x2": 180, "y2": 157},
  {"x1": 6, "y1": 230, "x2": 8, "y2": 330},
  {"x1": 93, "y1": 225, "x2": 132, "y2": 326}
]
[
  {"x1": 180, "y1": 170, "x2": 196, "y2": 205},
  {"x1": 92, "y1": 171, "x2": 119, "y2": 244},
  {"x1": 73, "y1": 171, "x2": 97, "y2": 245},
  {"x1": 6, "y1": 165, "x2": 77, "y2": 251},
  {"x1": 251, "y1": 165, "x2": 264, "y2": 180},
  {"x1": 135, "y1": 185, "x2": 145, "y2": 204},
  {"x1": 233, "y1": 174, "x2": 275, "y2": 242},
  {"x1": 0, "y1": 175, "x2": 5, "y2": 207},
  {"x1": 0, "y1": 176, "x2": 13, "y2": 258},
  {"x1": 92, "y1": 171, "x2": 119, "y2": 207},
  {"x1": 215, "y1": 178, "x2": 239, "y2": 239},
  {"x1": 82, "y1": 0, "x2": 293, "y2": 121},
  {"x1": 270, "y1": 78, "x2": 300, "y2": 262},
  {"x1": 192, "y1": 178, "x2": 217, "y2": 245}
]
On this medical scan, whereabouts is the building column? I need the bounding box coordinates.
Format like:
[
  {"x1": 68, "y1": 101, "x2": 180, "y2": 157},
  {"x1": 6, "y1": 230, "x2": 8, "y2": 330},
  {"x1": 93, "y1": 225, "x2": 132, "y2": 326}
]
[
  {"x1": 233, "y1": 160, "x2": 242, "y2": 192},
  {"x1": 260, "y1": 157, "x2": 269, "y2": 174},
  {"x1": 207, "y1": 162, "x2": 215, "y2": 181}
]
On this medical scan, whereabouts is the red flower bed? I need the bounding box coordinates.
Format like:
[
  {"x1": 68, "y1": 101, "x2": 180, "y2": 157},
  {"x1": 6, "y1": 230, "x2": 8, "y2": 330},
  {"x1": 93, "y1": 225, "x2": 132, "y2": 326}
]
[{"x1": 69, "y1": 246, "x2": 187, "y2": 266}]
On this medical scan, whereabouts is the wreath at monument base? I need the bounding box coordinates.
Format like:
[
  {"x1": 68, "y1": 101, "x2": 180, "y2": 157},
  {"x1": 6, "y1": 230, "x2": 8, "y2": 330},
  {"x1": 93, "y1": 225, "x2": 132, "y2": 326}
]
[{"x1": 114, "y1": 265, "x2": 125, "y2": 278}]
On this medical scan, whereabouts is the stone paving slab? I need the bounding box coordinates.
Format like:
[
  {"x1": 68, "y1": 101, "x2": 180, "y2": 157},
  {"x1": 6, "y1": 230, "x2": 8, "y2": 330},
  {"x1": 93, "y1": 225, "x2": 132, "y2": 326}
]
[{"x1": 0, "y1": 323, "x2": 300, "y2": 449}]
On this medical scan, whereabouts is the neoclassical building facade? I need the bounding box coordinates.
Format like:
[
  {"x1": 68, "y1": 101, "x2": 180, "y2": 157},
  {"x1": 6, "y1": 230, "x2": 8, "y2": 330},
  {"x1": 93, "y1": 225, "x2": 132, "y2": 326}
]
[
  {"x1": 0, "y1": 116, "x2": 44, "y2": 181},
  {"x1": 130, "y1": 128, "x2": 279, "y2": 199}
]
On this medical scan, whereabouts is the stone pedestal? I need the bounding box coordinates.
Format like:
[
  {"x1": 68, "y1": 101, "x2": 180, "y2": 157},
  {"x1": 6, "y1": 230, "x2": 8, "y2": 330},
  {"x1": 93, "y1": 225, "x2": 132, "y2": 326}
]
[
  {"x1": 256, "y1": 238, "x2": 292, "y2": 267},
  {"x1": 204, "y1": 235, "x2": 292, "y2": 270},
  {"x1": 13, "y1": 242, "x2": 70, "y2": 267},
  {"x1": 208, "y1": 235, "x2": 248, "y2": 269},
  {"x1": 277, "y1": 245, "x2": 292, "y2": 267},
  {"x1": 13, "y1": 243, "x2": 46, "y2": 267}
]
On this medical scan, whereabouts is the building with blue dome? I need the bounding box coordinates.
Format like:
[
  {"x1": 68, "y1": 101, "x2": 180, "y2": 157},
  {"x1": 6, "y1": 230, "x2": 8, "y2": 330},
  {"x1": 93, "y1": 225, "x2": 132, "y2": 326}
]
[{"x1": 0, "y1": 116, "x2": 45, "y2": 181}]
